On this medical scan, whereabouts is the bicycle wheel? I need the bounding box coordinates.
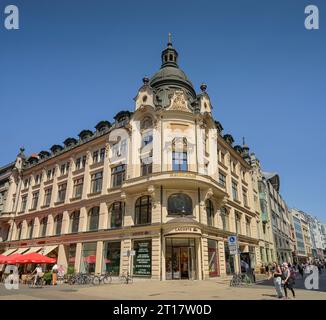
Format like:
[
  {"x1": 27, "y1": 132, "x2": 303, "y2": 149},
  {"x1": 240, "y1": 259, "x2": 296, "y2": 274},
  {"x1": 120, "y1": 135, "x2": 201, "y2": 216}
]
[
  {"x1": 103, "y1": 275, "x2": 112, "y2": 284},
  {"x1": 120, "y1": 275, "x2": 126, "y2": 284},
  {"x1": 92, "y1": 276, "x2": 100, "y2": 285}
]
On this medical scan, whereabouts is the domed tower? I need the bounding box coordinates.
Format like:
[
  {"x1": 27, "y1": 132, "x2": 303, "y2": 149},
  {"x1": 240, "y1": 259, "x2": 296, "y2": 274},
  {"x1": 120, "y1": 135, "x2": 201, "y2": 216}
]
[{"x1": 149, "y1": 34, "x2": 197, "y2": 110}]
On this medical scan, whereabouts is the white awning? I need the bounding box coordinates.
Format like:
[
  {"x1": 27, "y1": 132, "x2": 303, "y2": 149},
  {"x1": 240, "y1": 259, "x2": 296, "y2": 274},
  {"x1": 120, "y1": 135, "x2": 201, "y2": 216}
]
[
  {"x1": 15, "y1": 248, "x2": 30, "y2": 254},
  {"x1": 40, "y1": 245, "x2": 58, "y2": 256},
  {"x1": 23, "y1": 247, "x2": 42, "y2": 254},
  {"x1": 1, "y1": 248, "x2": 17, "y2": 256}
]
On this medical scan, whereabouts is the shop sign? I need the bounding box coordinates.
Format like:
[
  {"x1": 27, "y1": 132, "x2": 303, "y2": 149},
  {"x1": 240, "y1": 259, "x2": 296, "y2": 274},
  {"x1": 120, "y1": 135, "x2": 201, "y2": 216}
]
[
  {"x1": 167, "y1": 227, "x2": 201, "y2": 235},
  {"x1": 133, "y1": 240, "x2": 151, "y2": 276}
]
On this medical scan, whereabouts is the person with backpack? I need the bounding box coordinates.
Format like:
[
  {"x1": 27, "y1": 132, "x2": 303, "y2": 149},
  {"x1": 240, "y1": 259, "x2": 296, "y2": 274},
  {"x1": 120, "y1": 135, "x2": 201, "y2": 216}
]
[{"x1": 282, "y1": 263, "x2": 296, "y2": 299}]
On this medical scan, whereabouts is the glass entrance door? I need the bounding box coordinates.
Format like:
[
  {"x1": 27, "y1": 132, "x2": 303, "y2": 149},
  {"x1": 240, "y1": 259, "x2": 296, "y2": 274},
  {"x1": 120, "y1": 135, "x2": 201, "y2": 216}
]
[{"x1": 166, "y1": 238, "x2": 196, "y2": 280}]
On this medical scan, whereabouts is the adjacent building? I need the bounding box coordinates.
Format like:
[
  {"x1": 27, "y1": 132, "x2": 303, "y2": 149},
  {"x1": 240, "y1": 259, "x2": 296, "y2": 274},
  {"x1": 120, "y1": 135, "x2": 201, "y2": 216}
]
[{"x1": 263, "y1": 172, "x2": 293, "y2": 264}]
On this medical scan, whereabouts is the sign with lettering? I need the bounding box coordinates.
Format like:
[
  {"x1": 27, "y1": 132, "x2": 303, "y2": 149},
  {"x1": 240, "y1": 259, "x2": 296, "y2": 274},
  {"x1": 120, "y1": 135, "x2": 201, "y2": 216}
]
[
  {"x1": 166, "y1": 227, "x2": 202, "y2": 235},
  {"x1": 133, "y1": 240, "x2": 152, "y2": 276}
]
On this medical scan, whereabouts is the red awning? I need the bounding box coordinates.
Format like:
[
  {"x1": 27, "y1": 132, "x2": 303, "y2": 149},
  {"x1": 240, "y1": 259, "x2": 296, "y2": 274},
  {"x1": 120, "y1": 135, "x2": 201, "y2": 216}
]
[
  {"x1": 16, "y1": 253, "x2": 56, "y2": 264},
  {"x1": 1, "y1": 253, "x2": 23, "y2": 264}
]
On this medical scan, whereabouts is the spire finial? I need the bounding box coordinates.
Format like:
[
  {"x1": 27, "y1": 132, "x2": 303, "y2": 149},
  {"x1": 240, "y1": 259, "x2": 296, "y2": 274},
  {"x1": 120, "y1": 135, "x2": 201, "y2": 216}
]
[
  {"x1": 168, "y1": 32, "x2": 172, "y2": 46},
  {"x1": 242, "y1": 137, "x2": 245, "y2": 146}
]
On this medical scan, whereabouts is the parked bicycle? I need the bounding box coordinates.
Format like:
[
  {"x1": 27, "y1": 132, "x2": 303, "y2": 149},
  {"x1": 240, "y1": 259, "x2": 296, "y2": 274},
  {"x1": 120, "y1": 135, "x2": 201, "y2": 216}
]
[
  {"x1": 68, "y1": 273, "x2": 93, "y2": 285},
  {"x1": 229, "y1": 273, "x2": 252, "y2": 287},
  {"x1": 119, "y1": 271, "x2": 133, "y2": 284},
  {"x1": 92, "y1": 272, "x2": 112, "y2": 285}
]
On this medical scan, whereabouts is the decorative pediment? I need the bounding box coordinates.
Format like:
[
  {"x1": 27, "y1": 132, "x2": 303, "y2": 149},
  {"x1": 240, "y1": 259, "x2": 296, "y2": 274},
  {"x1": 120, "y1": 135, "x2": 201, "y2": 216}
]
[{"x1": 167, "y1": 91, "x2": 191, "y2": 113}]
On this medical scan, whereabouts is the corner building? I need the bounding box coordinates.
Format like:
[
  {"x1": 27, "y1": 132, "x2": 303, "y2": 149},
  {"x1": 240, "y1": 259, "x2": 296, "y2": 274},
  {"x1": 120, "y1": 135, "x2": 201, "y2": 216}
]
[{"x1": 0, "y1": 39, "x2": 262, "y2": 280}]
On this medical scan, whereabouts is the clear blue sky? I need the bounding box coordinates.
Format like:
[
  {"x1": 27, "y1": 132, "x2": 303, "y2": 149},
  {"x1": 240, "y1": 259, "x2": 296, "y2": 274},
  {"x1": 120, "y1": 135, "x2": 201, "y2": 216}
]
[{"x1": 1, "y1": 0, "x2": 325, "y2": 221}]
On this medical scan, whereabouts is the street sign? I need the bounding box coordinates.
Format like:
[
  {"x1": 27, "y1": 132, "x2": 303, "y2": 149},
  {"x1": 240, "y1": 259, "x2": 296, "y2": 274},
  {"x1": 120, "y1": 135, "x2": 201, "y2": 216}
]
[
  {"x1": 228, "y1": 236, "x2": 238, "y2": 255},
  {"x1": 228, "y1": 236, "x2": 237, "y2": 245}
]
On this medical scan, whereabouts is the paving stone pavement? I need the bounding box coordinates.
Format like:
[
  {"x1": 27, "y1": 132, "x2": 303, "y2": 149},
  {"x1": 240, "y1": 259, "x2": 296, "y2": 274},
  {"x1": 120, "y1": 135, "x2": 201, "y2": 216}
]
[{"x1": 0, "y1": 275, "x2": 325, "y2": 300}]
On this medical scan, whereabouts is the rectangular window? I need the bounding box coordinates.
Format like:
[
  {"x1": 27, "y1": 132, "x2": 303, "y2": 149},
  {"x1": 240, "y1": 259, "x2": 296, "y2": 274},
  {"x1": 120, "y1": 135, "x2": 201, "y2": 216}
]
[
  {"x1": 172, "y1": 151, "x2": 187, "y2": 171},
  {"x1": 220, "y1": 152, "x2": 225, "y2": 165},
  {"x1": 221, "y1": 209, "x2": 229, "y2": 231},
  {"x1": 60, "y1": 164, "x2": 66, "y2": 176},
  {"x1": 92, "y1": 150, "x2": 99, "y2": 163},
  {"x1": 35, "y1": 174, "x2": 40, "y2": 185},
  {"x1": 208, "y1": 239, "x2": 219, "y2": 277},
  {"x1": 31, "y1": 192, "x2": 39, "y2": 210},
  {"x1": 111, "y1": 165, "x2": 125, "y2": 187},
  {"x1": 57, "y1": 184, "x2": 67, "y2": 203},
  {"x1": 21, "y1": 195, "x2": 27, "y2": 212},
  {"x1": 80, "y1": 242, "x2": 97, "y2": 274},
  {"x1": 75, "y1": 158, "x2": 81, "y2": 170},
  {"x1": 73, "y1": 178, "x2": 84, "y2": 198},
  {"x1": 142, "y1": 131, "x2": 153, "y2": 147},
  {"x1": 246, "y1": 217, "x2": 251, "y2": 237},
  {"x1": 232, "y1": 181, "x2": 238, "y2": 201},
  {"x1": 141, "y1": 158, "x2": 153, "y2": 176},
  {"x1": 133, "y1": 239, "x2": 152, "y2": 277},
  {"x1": 99, "y1": 148, "x2": 106, "y2": 162},
  {"x1": 224, "y1": 243, "x2": 235, "y2": 275},
  {"x1": 101, "y1": 241, "x2": 121, "y2": 276},
  {"x1": 91, "y1": 171, "x2": 103, "y2": 193},
  {"x1": 68, "y1": 243, "x2": 77, "y2": 269},
  {"x1": 82, "y1": 155, "x2": 87, "y2": 168},
  {"x1": 44, "y1": 188, "x2": 52, "y2": 207},
  {"x1": 219, "y1": 172, "x2": 226, "y2": 187}
]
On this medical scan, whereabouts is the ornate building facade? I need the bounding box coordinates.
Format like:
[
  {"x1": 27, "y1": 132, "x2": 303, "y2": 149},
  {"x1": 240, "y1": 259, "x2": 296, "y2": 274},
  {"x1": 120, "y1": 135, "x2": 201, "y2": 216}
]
[{"x1": 0, "y1": 38, "x2": 267, "y2": 280}]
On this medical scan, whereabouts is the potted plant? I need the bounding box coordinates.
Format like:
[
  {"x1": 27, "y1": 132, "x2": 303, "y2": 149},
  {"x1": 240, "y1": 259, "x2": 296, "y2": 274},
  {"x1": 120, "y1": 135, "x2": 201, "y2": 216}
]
[{"x1": 43, "y1": 272, "x2": 52, "y2": 285}]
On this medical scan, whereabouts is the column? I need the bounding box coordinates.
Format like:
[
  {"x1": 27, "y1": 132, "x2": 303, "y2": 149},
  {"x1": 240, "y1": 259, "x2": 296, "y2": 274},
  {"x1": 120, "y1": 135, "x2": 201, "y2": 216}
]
[
  {"x1": 218, "y1": 241, "x2": 226, "y2": 275},
  {"x1": 99, "y1": 202, "x2": 108, "y2": 230},
  {"x1": 151, "y1": 237, "x2": 160, "y2": 280},
  {"x1": 32, "y1": 217, "x2": 40, "y2": 239},
  {"x1": 57, "y1": 244, "x2": 68, "y2": 271},
  {"x1": 79, "y1": 207, "x2": 88, "y2": 232},
  {"x1": 74, "y1": 243, "x2": 82, "y2": 273},
  {"x1": 46, "y1": 214, "x2": 54, "y2": 236},
  {"x1": 95, "y1": 241, "x2": 104, "y2": 274},
  {"x1": 121, "y1": 239, "x2": 132, "y2": 274},
  {"x1": 61, "y1": 210, "x2": 70, "y2": 234},
  {"x1": 201, "y1": 237, "x2": 209, "y2": 279}
]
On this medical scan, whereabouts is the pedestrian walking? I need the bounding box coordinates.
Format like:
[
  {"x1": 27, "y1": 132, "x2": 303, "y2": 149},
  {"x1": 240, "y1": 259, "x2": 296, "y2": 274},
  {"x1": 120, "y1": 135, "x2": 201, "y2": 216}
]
[
  {"x1": 269, "y1": 262, "x2": 284, "y2": 299},
  {"x1": 51, "y1": 263, "x2": 58, "y2": 285},
  {"x1": 282, "y1": 263, "x2": 296, "y2": 299}
]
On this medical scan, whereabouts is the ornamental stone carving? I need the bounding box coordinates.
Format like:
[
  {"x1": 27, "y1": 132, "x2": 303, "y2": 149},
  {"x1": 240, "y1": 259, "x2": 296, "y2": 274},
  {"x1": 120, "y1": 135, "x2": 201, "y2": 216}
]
[{"x1": 167, "y1": 91, "x2": 191, "y2": 113}]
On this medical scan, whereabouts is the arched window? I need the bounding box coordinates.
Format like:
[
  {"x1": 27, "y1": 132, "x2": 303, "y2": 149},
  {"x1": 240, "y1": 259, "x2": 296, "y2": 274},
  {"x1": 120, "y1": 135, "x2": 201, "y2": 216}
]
[
  {"x1": 140, "y1": 116, "x2": 153, "y2": 130},
  {"x1": 16, "y1": 222, "x2": 22, "y2": 240},
  {"x1": 110, "y1": 202, "x2": 124, "y2": 228},
  {"x1": 39, "y1": 217, "x2": 48, "y2": 237},
  {"x1": 206, "y1": 200, "x2": 214, "y2": 227},
  {"x1": 168, "y1": 193, "x2": 193, "y2": 216},
  {"x1": 70, "y1": 211, "x2": 80, "y2": 233},
  {"x1": 220, "y1": 207, "x2": 229, "y2": 231},
  {"x1": 27, "y1": 219, "x2": 34, "y2": 239},
  {"x1": 135, "y1": 196, "x2": 152, "y2": 225},
  {"x1": 54, "y1": 214, "x2": 63, "y2": 236},
  {"x1": 172, "y1": 138, "x2": 188, "y2": 171},
  {"x1": 88, "y1": 207, "x2": 99, "y2": 231}
]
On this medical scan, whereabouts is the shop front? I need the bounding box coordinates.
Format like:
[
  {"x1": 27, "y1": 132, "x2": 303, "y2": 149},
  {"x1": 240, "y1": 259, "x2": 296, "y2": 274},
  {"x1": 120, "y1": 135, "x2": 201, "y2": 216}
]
[{"x1": 165, "y1": 238, "x2": 196, "y2": 280}]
